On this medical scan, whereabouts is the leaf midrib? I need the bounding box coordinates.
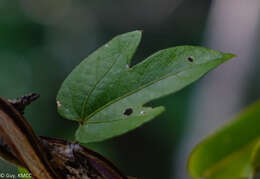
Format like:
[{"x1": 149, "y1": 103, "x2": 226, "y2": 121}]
[
  {"x1": 82, "y1": 59, "x2": 224, "y2": 124},
  {"x1": 80, "y1": 54, "x2": 122, "y2": 119}
]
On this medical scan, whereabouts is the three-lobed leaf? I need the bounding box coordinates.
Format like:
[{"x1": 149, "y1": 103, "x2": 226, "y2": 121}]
[
  {"x1": 188, "y1": 100, "x2": 260, "y2": 179},
  {"x1": 57, "y1": 30, "x2": 234, "y2": 143}
]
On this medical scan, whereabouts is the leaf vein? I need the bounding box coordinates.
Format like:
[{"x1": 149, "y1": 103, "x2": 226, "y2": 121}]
[
  {"x1": 80, "y1": 54, "x2": 122, "y2": 120},
  {"x1": 83, "y1": 59, "x2": 222, "y2": 124}
]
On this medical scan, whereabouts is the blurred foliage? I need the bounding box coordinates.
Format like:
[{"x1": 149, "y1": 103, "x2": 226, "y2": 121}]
[
  {"x1": 0, "y1": 0, "x2": 213, "y2": 178},
  {"x1": 188, "y1": 100, "x2": 260, "y2": 179}
]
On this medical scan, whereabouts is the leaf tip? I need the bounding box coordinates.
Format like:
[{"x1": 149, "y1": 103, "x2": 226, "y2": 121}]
[
  {"x1": 128, "y1": 30, "x2": 143, "y2": 41},
  {"x1": 133, "y1": 30, "x2": 143, "y2": 40},
  {"x1": 134, "y1": 29, "x2": 143, "y2": 33},
  {"x1": 223, "y1": 53, "x2": 237, "y2": 61}
]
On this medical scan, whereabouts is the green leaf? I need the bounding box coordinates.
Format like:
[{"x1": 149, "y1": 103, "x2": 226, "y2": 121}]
[
  {"x1": 188, "y1": 100, "x2": 260, "y2": 179},
  {"x1": 57, "y1": 30, "x2": 234, "y2": 143},
  {"x1": 251, "y1": 140, "x2": 260, "y2": 176}
]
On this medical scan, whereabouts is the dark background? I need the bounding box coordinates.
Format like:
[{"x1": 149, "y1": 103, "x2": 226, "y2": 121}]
[{"x1": 0, "y1": 1, "x2": 259, "y2": 178}]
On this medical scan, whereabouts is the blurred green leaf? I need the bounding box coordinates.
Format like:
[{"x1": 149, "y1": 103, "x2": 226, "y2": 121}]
[
  {"x1": 188, "y1": 100, "x2": 260, "y2": 179},
  {"x1": 57, "y1": 31, "x2": 234, "y2": 143},
  {"x1": 251, "y1": 140, "x2": 260, "y2": 177}
]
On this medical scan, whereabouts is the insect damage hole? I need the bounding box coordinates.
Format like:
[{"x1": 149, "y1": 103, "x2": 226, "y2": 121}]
[
  {"x1": 123, "y1": 108, "x2": 133, "y2": 116},
  {"x1": 187, "y1": 56, "x2": 194, "y2": 62}
]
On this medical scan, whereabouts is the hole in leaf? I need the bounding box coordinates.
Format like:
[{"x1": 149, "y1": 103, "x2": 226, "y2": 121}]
[
  {"x1": 124, "y1": 108, "x2": 133, "y2": 116},
  {"x1": 187, "y1": 56, "x2": 194, "y2": 62}
]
